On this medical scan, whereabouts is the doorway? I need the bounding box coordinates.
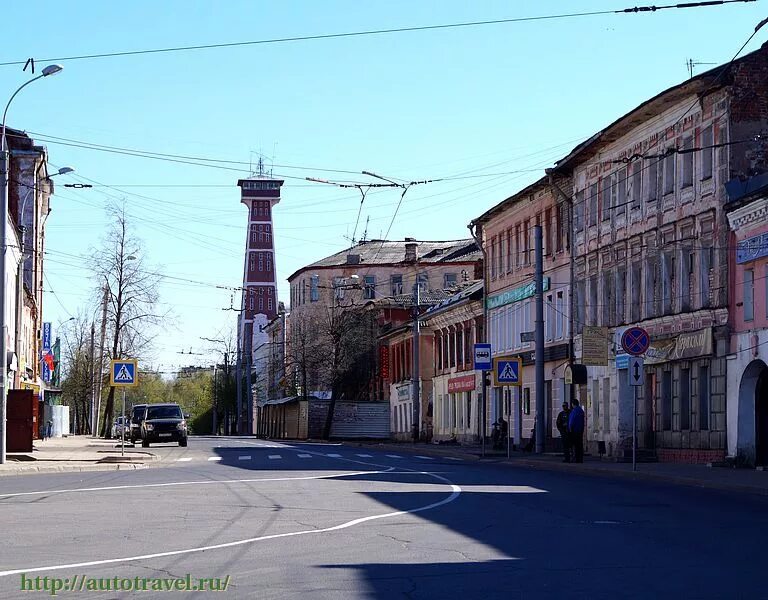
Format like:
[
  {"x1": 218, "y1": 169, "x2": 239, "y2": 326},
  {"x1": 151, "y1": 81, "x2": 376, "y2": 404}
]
[{"x1": 756, "y1": 365, "x2": 768, "y2": 466}]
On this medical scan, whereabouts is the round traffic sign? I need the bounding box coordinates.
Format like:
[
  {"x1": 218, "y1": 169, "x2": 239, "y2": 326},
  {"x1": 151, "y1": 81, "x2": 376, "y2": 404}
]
[{"x1": 621, "y1": 327, "x2": 650, "y2": 356}]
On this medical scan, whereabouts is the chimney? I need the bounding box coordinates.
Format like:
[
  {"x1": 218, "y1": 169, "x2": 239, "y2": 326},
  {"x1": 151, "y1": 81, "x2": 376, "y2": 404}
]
[
  {"x1": 404, "y1": 241, "x2": 418, "y2": 262},
  {"x1": 346, "y1": 253, "x2": 361, "y2": 265}
]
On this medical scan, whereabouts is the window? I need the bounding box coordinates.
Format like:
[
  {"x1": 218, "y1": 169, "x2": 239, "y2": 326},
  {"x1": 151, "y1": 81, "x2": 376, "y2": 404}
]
[
  {"x1": 630, "y1": 262, "x2": 642, "y2": 323},
  {"x1": 701, "y1": 126, "x2": 713, "y2": 180},
  {"x1": 497, "y1": 236, "x2": 503, "y2": 275},
  {"x1": 615, "y1": 267, "x2": 626, "y2": 325},
  {"x1": 266, "y1": 254, "x2": 272, "y2": 272},
  {"x1": 744, "y1": 268, "x2": 755, "y2": 321},
  {"x1": 506, "y1": 230, "x2": 513, "y2": 272},
  {"x1": 645, "y1": 257, "x2": 658, "y2": 319},
  {"x1": 631, "y1": 164, "x2": 642, "y2": 209},
  {"x1": 682, "y1": 137, "x2": 694, "y2": 188},
  {"x1": 680, "y1": 249, "x2": 693, "y2": 312},
  {"x1": 258, "y1": 297, "x2": 264, "y2": 311},
  {"x1": 268, "y1": 297, "x2": 273, "y2": 311},
  {"x1": 647, "y1": 159, "x2": 658, "y2": 202},
  {"x1": 681, "y1": 368, "x2": 691, "y2": 430},
  {"x1": 523, "y1": 220, "x2": 531, "y2": 265},
  {"x1": 661, "y1": 252, "x2": 674, "y2": 315},
  {"x1": 574, "y1": 190, "x2": 585, "y2": 232},
  {"x1": 588, "y1": 275, "x2": 598, "y2": 325},
  {"x1": 523, "y1": 388, "x2": 531, "y2": 415},
  {"x1": 514, "y1": 224, "x2": 521, "y2": 266},
  {"x1": 699, "y1": 246, "x2": 712, "y2": 309},
  {"x1": 557, "y1": 202, "x2": 567, "y2": 252},
  {"x1": 248, "y1": 253, "x2": 256, "y2": 273},
  {"x1": 391, "y1": 274, "x2": 403, "y2": 296},
  {"x1": 490, "y1": 236, "x2": 497, "y2": 278},
  {"x1": 699, "y1": 365, "x2": 710, "y2": 430},
  {"x1": 662, "y1": 370, "x2": 672, "y2": 430},
  {"x1": 417, "y1": 272, "x2": 429, "y2": 292},
  {"x1": 265, "y1": 224, "x2": 272, "y2": 244},
  {"x1": 616, "y1": 167, "x2": 627, "y2": 217},
  {"x1": 602, "y1": 270, "x2": 614, "y2": 326},
  {"x1": 444, "y1": 272, "x2": 457, "y2": 288},
  {"x1": 575, "y1": 280, "x2": 585, "y2": 334},
  {"x1": 601, "y1": 176, "x2": 612, "y2": 221},
  {"x1": 360, "y1": 275, "x2": 375, "y2": 300},
  {"x1": 544, "y1": 208, "x2": 552, "y2": 255},
  {"x1": 258, "y1": 253, "x2": 264, "y2": 272},
  {"x1": 250, "y1": 225, "x2": 257, "y2": 244},
  {"x1": 456, "y1": 328, "x2": 464, "y2": 366},
  {"x1": 546, "y1": 293, "x2": 554, "y2": 341},
  {"x1": 555, "y1": 290, "x2": 564, "y2": 339},
  {"x1": 333, "y1": 276, "x2": 344, "y2": 300},
  {"x1": 663, "y1": 151, "x2": 675, "y2": 195},
  {"x1": 301, "y1": 279, "x2": 306, "y2": 304},
  {"x1": 310, "y1": 275, "x2": 319, "y2": 302},
  {"x1": 589, "y1": 183, "x2": 598, "y2": 226}
]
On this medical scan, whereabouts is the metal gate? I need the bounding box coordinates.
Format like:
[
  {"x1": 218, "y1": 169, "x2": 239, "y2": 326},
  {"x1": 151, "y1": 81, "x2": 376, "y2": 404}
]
[{"x1": 330, "y1": 402, "x2": 390, "y2": 439}]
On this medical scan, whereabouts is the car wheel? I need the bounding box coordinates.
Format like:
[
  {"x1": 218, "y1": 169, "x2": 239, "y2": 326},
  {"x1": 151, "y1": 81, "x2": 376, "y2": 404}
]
[
  {"x1": 141, "y1": 440, "x2": 149, "y2": 448},
  {"x1": 179, "y1": 438, "x2": 187, "y2": 447}
]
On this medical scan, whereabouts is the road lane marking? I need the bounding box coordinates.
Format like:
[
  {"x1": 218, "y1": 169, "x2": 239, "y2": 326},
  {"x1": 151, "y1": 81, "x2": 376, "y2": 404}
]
[
  {"x1": 207, "y1": 457, "x2": 222, "y2": 461},
  {"x1": 415, "y1": 456, "x2": 434, "y2": 460},
  {"x1": 385, "y1": 455, "x2": 402, "y2": 458},
  {"x1": 175, "y1": 458, "x2": 192, "y2": 462},
  {"x1": 326, "y1": 453, "x2": 342, "y2": 458},
  {"x1": 355, "y1": 454, "x2": 373, "y2": 457},
  {"x1": 268, "y1": 455, "x2": 281, "y2": 459},
  {"x1": 445, "y1": 457, "x2": 463, "y2": 461},
  {"x1": 0, "y1": 468, "x2": 461, "y2": 578},
  {"x1": 297, "y1": 454, "x2": 312, "y2": 458},
  {"x1": 238, "y1": 455, "x2": 252, "y2": 461}
]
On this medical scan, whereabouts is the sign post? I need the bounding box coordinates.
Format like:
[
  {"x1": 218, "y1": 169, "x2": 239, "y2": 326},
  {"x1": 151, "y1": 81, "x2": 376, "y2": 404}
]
[
  {"x1": 621, "y1": 329, "x2": 650, "y2": 473},
  {"x1": 493, "y1": 357, "x2": 523, "y2": 387},
  {"x1": 473, "y1": 344, "x2": 491, "y2": 458},
  {"x1": 110, "y1": 359, "x2": 138, "y2": 456}
]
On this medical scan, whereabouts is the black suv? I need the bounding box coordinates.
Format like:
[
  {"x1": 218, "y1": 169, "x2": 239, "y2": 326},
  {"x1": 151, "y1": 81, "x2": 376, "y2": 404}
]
[
  {"x1": 140, "y1": 403, "x2": 188, "y2": 447},
  {"x1": 129, "y1": 403, "x2": 148, "y2": 444}
]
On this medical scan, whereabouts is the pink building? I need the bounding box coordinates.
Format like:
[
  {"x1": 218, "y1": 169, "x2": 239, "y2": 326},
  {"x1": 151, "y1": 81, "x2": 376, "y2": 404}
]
[
  {"x1": 472, "y1": 176, "x2": 573, "y2": 448},
  {"x1": 726, "y1": 185, "x2": 768, "y2": 465}
]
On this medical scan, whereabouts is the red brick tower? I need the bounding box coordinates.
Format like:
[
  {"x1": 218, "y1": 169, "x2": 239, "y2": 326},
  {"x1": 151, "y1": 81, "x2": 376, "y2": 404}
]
[{"x1": 238, "y1": 175, "x2": 283, "y2": 370}]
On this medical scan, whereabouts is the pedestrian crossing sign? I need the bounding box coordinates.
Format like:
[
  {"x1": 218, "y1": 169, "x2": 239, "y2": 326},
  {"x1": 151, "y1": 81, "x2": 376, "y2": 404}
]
[
  {"x1": 493, "y1": 356, "x2": 522, "y2": 387},
  {"x1": 110, "y1": 359, "x2": 138, "y2": 387}
]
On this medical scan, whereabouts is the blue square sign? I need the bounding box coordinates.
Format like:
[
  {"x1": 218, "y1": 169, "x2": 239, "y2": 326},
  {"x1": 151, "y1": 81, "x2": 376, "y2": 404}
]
[
  {"x1": 493, "y1": 356, "x2": 522, "y2": 387},
  {"x1": 110, "y1": 359, "x2": 138, "y2": 387},
  {"x1": 473, "y1": 344, "x2": 492, "y2": 371}
]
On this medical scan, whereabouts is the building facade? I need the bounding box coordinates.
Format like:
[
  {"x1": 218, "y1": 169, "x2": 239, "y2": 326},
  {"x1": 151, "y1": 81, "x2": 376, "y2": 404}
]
[
  {"x1": 726, "y1": 187, "x2": 768, "y2": 465},
  {"x1": 553, "y1": 44, "x2": 768, "y2": 462},
  {"x1": 472, "y1": 177, "x2": 573, "y2": 448}
]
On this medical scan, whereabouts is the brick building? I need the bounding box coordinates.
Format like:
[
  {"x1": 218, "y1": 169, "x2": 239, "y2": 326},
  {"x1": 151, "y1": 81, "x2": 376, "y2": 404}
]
[{"x1": 551, "y1": 42, "x2": 768, "y2": 462}]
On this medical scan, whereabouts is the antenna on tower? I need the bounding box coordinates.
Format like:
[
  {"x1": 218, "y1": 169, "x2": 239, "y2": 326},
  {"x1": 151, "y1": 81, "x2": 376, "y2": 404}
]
[
  {"x1": 360, "y1": 216, "x2": 370, "y2": 243},
  {"x1": 686, "y1": 58, "x2": 716, "y2": 79},
  {"x1": 257, "y1": 156, "x2": 266, "y2": 177}
]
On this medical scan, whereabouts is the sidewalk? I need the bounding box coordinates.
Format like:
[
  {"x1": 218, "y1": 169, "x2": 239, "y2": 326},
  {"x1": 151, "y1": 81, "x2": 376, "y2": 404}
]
[
  {"x1": 348, "y1": 440, "x2": 768, "y2": 495},
  {"x1": 0, "y1": 435, "x2": 156, "y2": 477}
]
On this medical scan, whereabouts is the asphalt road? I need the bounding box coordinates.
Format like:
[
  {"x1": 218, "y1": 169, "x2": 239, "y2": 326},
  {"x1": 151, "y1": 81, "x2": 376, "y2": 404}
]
[{"x1": 0, "y1": 436, "x2": 765, "y2": 599}]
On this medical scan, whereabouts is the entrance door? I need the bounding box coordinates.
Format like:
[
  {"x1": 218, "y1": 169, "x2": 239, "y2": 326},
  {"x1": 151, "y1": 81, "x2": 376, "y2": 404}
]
[
  {"x1": 756, "y1": 367, "x2": 768, "y2": 466},
  {"x1": 644, "y1": 372, "x2": 656, "y2": 449}
]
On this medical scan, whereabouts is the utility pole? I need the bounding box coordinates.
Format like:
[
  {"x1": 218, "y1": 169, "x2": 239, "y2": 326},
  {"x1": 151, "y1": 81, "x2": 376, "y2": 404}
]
[
  {"x1": 245, "y1": 331, "x2": 253, "y2": 435},
  {"x1": 534, "y1": 225, "x2": 545, "y2": 454},
  {"x1": 212, "y1": 363, "x2": 218, "y2": 435},
  {"x1": 235, "y1": 336, "x2": 243, "y2": 435},
  {"x1": 412, "y1": 282, "x2": 421, "y2": 443},
  {"x1": 468, "y1": 220, "x2": 488, "y2": 457},
  {"x1": 88, "y1": 321, "x2": 96, "y2": 435},
  {"x1": 94, "y1": 285, "x2": 109, "y2": 437}
]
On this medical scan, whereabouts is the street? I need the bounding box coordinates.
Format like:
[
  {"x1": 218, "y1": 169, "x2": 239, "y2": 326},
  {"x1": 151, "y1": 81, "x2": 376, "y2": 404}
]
[{"x1": 0, "y1": 437, "x2": 766, "y2": 599}]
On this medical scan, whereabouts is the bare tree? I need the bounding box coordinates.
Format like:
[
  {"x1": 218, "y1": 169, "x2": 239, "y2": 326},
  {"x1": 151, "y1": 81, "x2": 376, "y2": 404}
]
[
  {"x1": 59, "y1": 313, "x2": 94, "y2": 434},
  {"x1": 92, "y1": 209, "x2": 166, "y2": 437}
]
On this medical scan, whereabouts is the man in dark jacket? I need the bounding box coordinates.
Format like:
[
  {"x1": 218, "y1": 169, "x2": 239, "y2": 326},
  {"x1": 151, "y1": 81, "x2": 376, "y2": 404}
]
[
  {"x1": 556, "y1": 402, "x2": 571, "y2": 463},
  {"x1": 568, "y1": 399, "x2": 585, "y2": 463}
]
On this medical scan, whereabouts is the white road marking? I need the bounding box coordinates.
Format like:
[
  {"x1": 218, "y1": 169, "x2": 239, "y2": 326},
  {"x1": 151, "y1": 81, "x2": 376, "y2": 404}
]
[
  {"x1": 0, "y1": 469, "x2": 461, "y2": 578},
  {"x1": 385, "y1": 454, "x2": 402, "y2": 458},
  {"x1": 355, "y1": 454, "x2": 373, "y2": 458},
  {"x1": 268, "y1": 455, "x2": 282, "y2": 460},
  {"x1": 445, "y1": 457, "x2": 463, "y2": 461},
  {"x1": 238, "y1": 455, "x2": 252, "y2": 461},
  {"x1": 297, "y1": 454, "x2": 312, "y2": 458},
  {"x1": 415, "y1": 456, "x2": 434, "y2": 460},
  {"x1": 326, "y1": 453, "x2": 342, "y2": 458},
  {"x1": 176, "y1": 458, "x2": 192, "y2": 462},
  {"x1": 207, "y1": 457, "x2": 222, "y2": 461}
]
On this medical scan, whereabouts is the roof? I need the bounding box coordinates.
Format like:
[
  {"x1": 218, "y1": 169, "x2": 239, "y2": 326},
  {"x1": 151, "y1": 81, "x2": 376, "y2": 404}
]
[
  {"x1": 553, "y1": 45, "x2": 765, "y2": 172},
  {"x1": 425, "y1": 280, "x2": 483, "y2": 315},
  {"x1": 472, "y1": 176, "x2": 549, "y2": 225},
  {"x1": 288, "y1": 238, "x2": 480, "y2": 281}
]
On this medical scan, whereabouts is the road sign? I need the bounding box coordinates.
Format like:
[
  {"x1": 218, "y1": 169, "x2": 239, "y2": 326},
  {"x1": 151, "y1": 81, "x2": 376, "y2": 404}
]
[
  {"x1": 628, "y1": 356, "x2": 644, "y2": 386},
  {"x1": 493, "y1": 356, "x2": 522, "y2": 386},
  {"x1": 582, "y1": 326, "x2": 609, "y2": 366},
  {"x1": 520, "y1": 331, "x2": 535, "y2": 343},
  {"x1": 473, "y1": 344, "x2": 492, "y2": 371},
  {"x1": 110, "y1": 359, "x2": 138, "y2": 387},
  {"x1": 621, "y1": 327, "x2": 651, "y2": 356},
  {"x1": 42, "y1": 322, "x2": 52, "y2": 351}
]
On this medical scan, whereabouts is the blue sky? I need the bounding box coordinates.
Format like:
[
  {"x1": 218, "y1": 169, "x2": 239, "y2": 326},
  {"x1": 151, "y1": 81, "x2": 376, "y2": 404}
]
[{"x1": 2, "y1": 0, "x2": 764, "y2": 373}]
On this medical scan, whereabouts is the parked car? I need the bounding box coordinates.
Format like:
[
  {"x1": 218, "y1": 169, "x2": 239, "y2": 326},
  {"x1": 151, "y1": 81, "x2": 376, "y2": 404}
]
[
  {"x1": 141, "y1": 403, "x2": 188, "y2": 447},
  {"x1": 111, "y1": 416, "x2": 129, "y2": 439},
  {"x1": 129, "y1": 404, "x2": 148, "y2": 444}
]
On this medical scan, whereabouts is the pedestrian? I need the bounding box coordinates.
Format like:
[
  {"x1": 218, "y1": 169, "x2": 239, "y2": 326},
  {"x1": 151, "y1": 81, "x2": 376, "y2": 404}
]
[
  {"x1": 556, "y1": 402, "x2": 571, "y2": 463},
  {"x1": 568, "y1": 399, "x2": 585, "y2": 463},
  {"x1": 46, "y1": 419, "x2": 53, "y2": 440}
]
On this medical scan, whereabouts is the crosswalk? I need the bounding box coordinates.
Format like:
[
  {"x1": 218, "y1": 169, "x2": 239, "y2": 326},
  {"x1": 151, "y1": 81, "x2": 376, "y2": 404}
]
[{"x1": 173, "y1": 451, "x2": 464, "y2": 463}]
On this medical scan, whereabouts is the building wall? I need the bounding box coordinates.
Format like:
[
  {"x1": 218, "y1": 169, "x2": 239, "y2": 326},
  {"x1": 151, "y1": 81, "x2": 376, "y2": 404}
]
[{"x1": 570, "y1": 88, "x2": 732, "y2": 461}]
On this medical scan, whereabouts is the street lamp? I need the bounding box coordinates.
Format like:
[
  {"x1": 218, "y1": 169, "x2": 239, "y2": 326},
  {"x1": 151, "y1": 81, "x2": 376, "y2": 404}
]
[{"x1": 0, "y1": 64, "x2": 64, "y2": 464}]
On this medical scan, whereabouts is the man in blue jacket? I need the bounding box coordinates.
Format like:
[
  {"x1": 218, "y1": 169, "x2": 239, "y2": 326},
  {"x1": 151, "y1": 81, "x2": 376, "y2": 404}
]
[{"x1": 568, "y1": 399, "x2": 585, "y2": 463}]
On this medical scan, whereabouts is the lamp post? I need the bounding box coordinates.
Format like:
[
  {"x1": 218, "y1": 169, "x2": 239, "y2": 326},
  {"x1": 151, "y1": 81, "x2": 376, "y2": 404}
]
[{"x1": 0, "y1": 64, "x2": 63, "y2": 464}]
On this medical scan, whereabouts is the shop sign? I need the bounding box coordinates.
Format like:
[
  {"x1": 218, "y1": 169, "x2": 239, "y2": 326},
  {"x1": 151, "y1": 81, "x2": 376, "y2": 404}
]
[
  {"x1": 396, "y1": 384, "x2": 411, "y2": 402},
  {"x1": 644, "y1": 328, "x2": 713, "y2": 364},
  {"x1": 736, "y1": 232, "x2": 768, "y2": 264},
  {"x1": 487, "y1": 277, "x2": 550, "y2": 310},
  {"x1": 447, "y1": 374, "x2": 476, "y2": 393},
  {"x1": 379, "y1": 346, "x2": 390, "y2": 379}
]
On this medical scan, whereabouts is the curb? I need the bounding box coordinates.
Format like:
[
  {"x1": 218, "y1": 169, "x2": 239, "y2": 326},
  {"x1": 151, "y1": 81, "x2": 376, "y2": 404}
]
[
  {"x1": 345, "y1": 441, "x2": 768, "y2": 496},
  {"x1": 0, "y1": 463, "x2": 148, "y2": 477}
]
